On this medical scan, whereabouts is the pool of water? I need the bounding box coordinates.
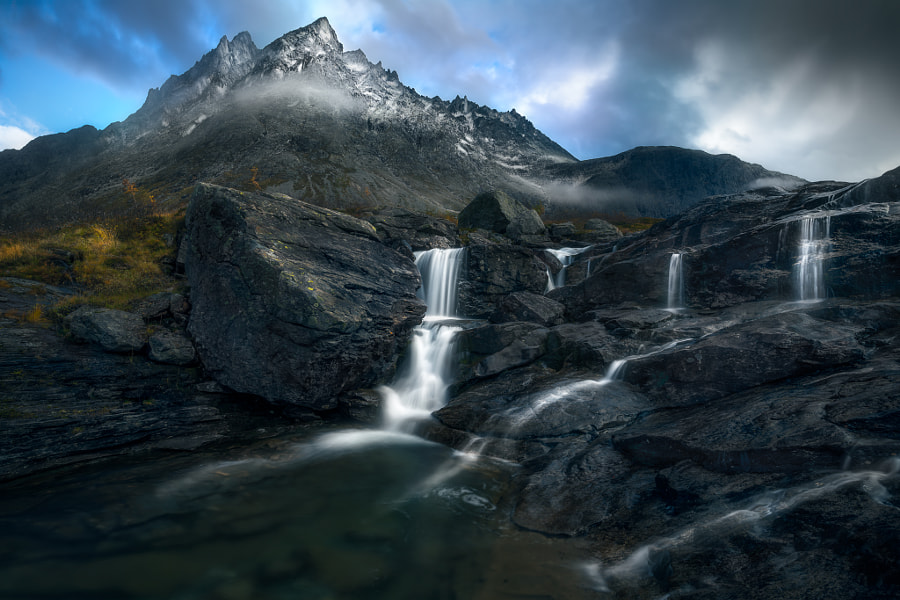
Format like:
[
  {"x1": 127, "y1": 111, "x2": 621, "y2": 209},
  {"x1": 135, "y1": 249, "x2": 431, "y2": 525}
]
[{"x1": 0, "y1": 426, "x2": 593, "y2": 600}]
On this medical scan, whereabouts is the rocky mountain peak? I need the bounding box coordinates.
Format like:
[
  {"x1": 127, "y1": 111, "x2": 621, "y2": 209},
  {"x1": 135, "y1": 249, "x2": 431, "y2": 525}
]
[{"x1": 256, "y1": 16, "x2": 344, "y2": 78}]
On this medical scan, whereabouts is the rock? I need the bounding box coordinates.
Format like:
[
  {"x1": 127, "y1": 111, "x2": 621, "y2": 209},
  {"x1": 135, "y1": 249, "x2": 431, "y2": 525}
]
[
  {"x1": 363, "y1": 207, "x2": 459, "y2": 251},
  {"x1": 0, "y1": 282, "x2": 302, "y2": 481},
  {"x1": 148, "y1": 329, "x2": 197, "y2": 365},
  {"x1": 457, "y1": 190, "x2": 546, "y2": 241},
  {"x1": 437, "y1": 375, "x2": 647, "y2": 440},
  {"x1": 457, "y1": 322, "x2": 549, "y2": 381},
  {"x1": 620, "y1": 310, "x2": 865, "y2": 407},
  {"x1": 490, "y1": 291, "x2": 565, "y2": 326},
  {"x1": 543, "y1": 321, "x2": 630, "y2": 370},
  {"x1": 548, "y1": 222, "x2": 576, "y2": 240},
  {"x1": 457, "y1": 244, "x2": 548, "y2": 318},
  {"x1": 512, "y1": 442, "x2": 636, "y2": 535},
  {"x1": 576, "y1": 218, "x2": 622, "y2": 243},
  {"x1": 184, "y1": 183, "x2": 425, "y2": 411},
  {"x1": 65, "y1": 306, "x2": 147, "y2": 353}
]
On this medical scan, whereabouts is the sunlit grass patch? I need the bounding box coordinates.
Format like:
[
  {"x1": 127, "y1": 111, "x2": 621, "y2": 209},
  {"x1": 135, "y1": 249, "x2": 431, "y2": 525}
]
[{"x1": 0, "y1": 209, "x2": 186, "y2": 316}]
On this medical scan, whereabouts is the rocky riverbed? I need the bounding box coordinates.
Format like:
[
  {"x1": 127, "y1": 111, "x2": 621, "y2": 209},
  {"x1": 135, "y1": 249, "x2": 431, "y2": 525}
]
[{"x1": 2, "y1": 170, "x2": 899, "y2": 598}]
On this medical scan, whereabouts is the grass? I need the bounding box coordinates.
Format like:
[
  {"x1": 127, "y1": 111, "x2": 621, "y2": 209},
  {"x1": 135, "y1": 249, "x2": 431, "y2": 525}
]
[
  {"x1": 543, "y1": 210, "x2": 664, "y2": 235},
  {"x1": 0, "y1": 209, "x2": 185, "y2": 317}
]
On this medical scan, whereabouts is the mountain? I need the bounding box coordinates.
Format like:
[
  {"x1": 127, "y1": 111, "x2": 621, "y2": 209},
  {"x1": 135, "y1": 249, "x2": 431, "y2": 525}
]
[
  {"x1": 0, "y1": 17, "x2": 801, "y2": 230},
  {"x1": 541, "y1": 145, "x2": 807, "y2": 218}
]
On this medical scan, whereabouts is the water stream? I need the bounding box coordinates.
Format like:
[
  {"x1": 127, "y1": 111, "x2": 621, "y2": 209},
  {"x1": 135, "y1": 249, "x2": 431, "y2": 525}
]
[
  {"x1": 795, "y1": 214, "x2": 831, "y2": 301},
  {"x1": 381, "y1": 248, "x2": 465, "y2": 432},
  {"x1": 667, "y1": 252, "x2": 685, "y2": 310},
  {"x1": 545, "y1": 246, "x2": 591, "y2": 292}
]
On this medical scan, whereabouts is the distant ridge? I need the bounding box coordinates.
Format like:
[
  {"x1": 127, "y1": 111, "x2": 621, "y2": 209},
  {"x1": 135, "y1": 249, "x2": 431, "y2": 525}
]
[
  {"x1": 542, "y1": 146, "x2": 807, "y2": 218},
  {"x1": 0, "y1": 17, "x2": 802, "y2": 230}
]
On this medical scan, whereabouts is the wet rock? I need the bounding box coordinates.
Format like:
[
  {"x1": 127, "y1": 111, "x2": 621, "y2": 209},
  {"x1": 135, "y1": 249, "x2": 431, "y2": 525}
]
[
  {"x1": 512, "y1": 442, "x2": 637, "y2": 536},
  {"x1": 457, "y1": 244, "x2": 548, "y2": 318},
  {"x1": 457, "y1": 190, "x2": 546, "y2": 241},
  {"x1": 490, "y1": 291, "x2": 565, "y2": 326},
  {"x1": 438, "y1": 376, "x2": 647, "y2": 440},
  {"x1": 574, "y1": 218, "x2": 622, "y2": 243},
  {"x1": 184, "y1": 183, "x2": 425, "y2": 411},
  {"x1": 148, "y1": 329, "x2": 197, "y2": 366},
  {"x1": 620, "y1": 311, "x2": 865, "y2": 407},
  {"x1": 543, "y1": 321, "x2": 627, "y2": 370},
  {"x1": 65, "y1": 306, "x2": 147, "y2": 353},
  {"x1": 363, "y1": 207, "x2": 459, "y2": 251},
  {"x1": 455, "y1": 321, "x2": 551, "y2": 382}
]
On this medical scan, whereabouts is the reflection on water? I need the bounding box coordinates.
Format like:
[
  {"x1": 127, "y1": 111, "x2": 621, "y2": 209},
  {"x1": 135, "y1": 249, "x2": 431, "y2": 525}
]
[{"x1": 0, "y1": 427, "x2": 590, "y2": 600}]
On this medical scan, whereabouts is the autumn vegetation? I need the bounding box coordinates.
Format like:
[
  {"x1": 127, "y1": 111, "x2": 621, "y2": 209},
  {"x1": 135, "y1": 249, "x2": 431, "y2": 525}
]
[{"x1": 0, "y1": 178, "x2": 185, "y2": 321}]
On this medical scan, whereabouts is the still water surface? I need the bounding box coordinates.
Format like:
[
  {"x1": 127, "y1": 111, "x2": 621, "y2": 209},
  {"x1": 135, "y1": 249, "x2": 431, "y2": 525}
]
[{"x1": 0, "y1": 426, "x2": 592, "y2": 599}]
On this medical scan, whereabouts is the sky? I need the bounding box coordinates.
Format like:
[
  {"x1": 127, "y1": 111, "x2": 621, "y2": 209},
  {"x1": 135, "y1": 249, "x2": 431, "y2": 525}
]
[{"x1": 1, "y1": 0, "x2": 899, "y2": 182}]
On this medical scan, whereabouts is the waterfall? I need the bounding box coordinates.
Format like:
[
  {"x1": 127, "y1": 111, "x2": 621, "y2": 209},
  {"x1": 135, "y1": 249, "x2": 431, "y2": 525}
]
[
  {"x1": 545, "y1": 246, "x2": 591, "y2": 292},
  {"x1": 667, "y1": 253, "x2": 685, "y2": 310},
  {"x1": 381, "y1": 248, "x2": 465, "y2": 431},
  {"x1": 795, "y1": 215, "x2": 831, "y2": 302},
  {"x1": 416, "y1": 247, "x2": 465, "y2": 318}
]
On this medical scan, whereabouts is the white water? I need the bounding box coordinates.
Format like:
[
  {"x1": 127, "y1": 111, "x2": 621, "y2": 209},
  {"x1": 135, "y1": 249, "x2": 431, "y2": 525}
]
[
  {"x1": 381, "y1": 248, "x2": 465, "y2": 432},
  {"x1": 795, "y1": 215, "x2": 831, "y2": 301},
  {"x1": 667, "y1": 252, "x2": 685, "y2": 310},
  {"x1": 545, "y1": 246, "x2": 591, "y2": 292},
  {"x1": 503, "y1": 339, "x2": 692, "y2": 431},
  {"x1": 416, "y1": 247, "x2": 466, "y2": 317}
]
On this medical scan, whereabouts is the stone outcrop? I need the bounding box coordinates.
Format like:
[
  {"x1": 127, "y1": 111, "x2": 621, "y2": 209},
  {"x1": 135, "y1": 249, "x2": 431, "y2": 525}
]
[
  {"x1": 65, "y1": 306, "x2": 147, "y2": 353},
  {"x1": 184, "y1": 183, "x2": 425, "y2": 411},
  {"x1": 457, "y1": 190, "x2": 546, "y2": 241},
  {"x1": 457, "y1": 244, "x2": 548, "y2": 318},
  {"x1": 551, "y1": 169, "x2": 900, "y2": 316}
]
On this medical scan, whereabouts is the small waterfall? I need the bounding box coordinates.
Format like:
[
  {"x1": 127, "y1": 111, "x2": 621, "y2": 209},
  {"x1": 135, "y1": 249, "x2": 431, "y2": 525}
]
[
  {"x1": 545, "y1": 246, "x2": 591, "y2": 292},
  {"x1": 381, "y1": 248, "x2": 465, "y2": 431},
  {"x1": 604, "y1": 338, "x2": 691, "y2": 382},
  {"x1": 416, "y1": 247, "x2": 465, "y2": 318},
  {"x1": 795, "y1": 215, "x2": 831, "y2": 302},
  {"x1": 667, "y1": 253, "x2": 685, "y2": 310}
]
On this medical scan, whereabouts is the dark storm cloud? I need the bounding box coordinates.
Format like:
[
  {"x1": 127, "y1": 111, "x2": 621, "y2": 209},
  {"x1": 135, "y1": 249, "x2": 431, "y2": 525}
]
[{"x1": 2, "y1": 1, "x2": 215, "y2": 89}]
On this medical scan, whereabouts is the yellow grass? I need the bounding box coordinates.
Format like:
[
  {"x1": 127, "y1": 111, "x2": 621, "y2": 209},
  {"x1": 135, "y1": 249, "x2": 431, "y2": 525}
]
[{"x1": 0, "y1": 209, "x2": 185, "y2": 317}]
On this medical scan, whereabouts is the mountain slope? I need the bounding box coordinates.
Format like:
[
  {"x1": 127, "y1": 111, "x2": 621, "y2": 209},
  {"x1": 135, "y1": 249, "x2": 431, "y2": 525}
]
[
  {"x1": 0, "y1": 17, "x2": 574, "y2": 230},
  {"x1": 540, "y1": 146, "x2": 807, "y2": 218},
  {"x1": 0, "y1": 17, "x2": 804, "y2": 230}
]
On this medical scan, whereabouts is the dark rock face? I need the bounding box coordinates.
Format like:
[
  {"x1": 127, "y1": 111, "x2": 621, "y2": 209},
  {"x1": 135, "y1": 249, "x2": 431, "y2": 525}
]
[
  {"x1": 620, "y1": 311, "x2": 865, "y2": 407},
  {"x1": 148, "y1": 329, "x2": 197, "y2": 365},
  {"x1": 457, "y1": 244, "x2": 548, "y2": 318},
  {"x1": 457, "y1": 190, "x2": 546, "y2": 241},
  {"x1": 490, "y1": 291, "x2": 565, "y2": 326},
  {"x1": 184, "y1": 183, "x2": 425, "y2": 410},
  {"x1": 0, "y1": 279, "x2": 302, "y2": 482},
  {"x1": 362, "y1": 207, "x2": 460, "y2": 252}
]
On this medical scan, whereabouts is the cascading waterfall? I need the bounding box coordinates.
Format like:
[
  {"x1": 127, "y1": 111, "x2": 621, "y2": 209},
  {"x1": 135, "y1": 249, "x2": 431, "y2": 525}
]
[
  {"x1": 381, "y1": 248, "x2": 465, "y2": 431},
  {"x1": 795, "y1": 215, "x2": 831, "y2": 301},
  {"x1": 545, "y1": 246, "x2": 591, "y2": 292},
  {"x1": 667, "y1": 252, "x2": 685, "y2": 310}
]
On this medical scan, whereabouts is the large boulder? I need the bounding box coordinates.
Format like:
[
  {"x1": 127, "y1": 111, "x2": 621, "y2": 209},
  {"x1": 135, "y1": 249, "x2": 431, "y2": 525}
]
[
  {"x1": 184, "y1": 184, "x2": 425, "y2": 411},
  {"x1": 457, "y1": 190, "x2": 546, "y2": 241}
]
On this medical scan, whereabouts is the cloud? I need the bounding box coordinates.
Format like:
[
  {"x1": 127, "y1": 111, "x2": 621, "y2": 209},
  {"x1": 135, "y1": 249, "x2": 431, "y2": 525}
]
[
  {"x1": 0, "y1": 125, "x2": 35, "y2": 150},
  {"x1": 1, "y1": 0, "x2": 898, "y2": 181}
]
